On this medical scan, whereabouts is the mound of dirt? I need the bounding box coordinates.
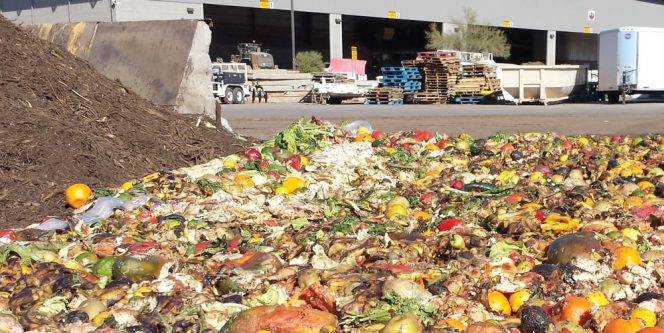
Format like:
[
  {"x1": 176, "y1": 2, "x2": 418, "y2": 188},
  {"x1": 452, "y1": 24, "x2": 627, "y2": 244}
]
[{"x1": 0, "y1": 16, "x2": 243, "y2": 227}]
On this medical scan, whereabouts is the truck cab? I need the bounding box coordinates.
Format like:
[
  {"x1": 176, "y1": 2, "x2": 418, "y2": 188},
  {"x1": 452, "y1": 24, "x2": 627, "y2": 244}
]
[{"x1": 212, "y1": 62, "x2": 250, "y2": 104}]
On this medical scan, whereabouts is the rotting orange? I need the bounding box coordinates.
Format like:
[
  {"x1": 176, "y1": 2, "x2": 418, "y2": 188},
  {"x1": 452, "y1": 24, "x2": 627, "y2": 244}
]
[
  {"x1": 65, "y1": 183, "x2": 92, "y2": 209},
  {"x1": 604, "y1": 318, "x2": 644, "y2": 333},
  {"x1": 613, "y1": 246, "x2": 642, "y2": 271},
  {"x1": 558, "y1": 295, "x2": 593, "y2": 325},
  {"x1": 234, "y1": 174, "x2": 254, "y2": 187},
  {"x1": 487, "y1": 290, "x2": 511, "y2": 316}
]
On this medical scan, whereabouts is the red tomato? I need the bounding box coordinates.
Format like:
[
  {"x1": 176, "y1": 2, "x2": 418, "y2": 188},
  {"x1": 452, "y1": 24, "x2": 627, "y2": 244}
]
[
  {"x1": 265, "y1": 220, "x2": 279, "y2": 227},
  {"x1": 284, "y1": 155, "x2": 302, "y2": 171},
  {"x1": 412, "y1": 130, "x2": 433, "y2": 142},
  {"x1": 437, "y1": 140, "x2": 450, "y2": 149},
  {"x1": 450, "y1": 180, "x2": 464, "y2": 190},
  {"x1": 437, "y1": 218, "x2": 464, "y2": 231},
  {"x1": 420, "y1": 192, "x2": 434, "y2": 202},
  {"x1": 561, "y1": 140, "x2": 573, "y2": 150},
  {"x1": 84, "y1": 274, "x2": 98, "y2": 282},
  {"x1": 127, "y1": 241, "x2": 158, "y2": 253},
  {"x1": 500, "y1": 144, "x2": 514, "y2": 152},
  {"x1": 505, "y1": 192, "x2": 525, "y2": 204},
  {"x1": 371, "y1": 130, "x2": 386, "y2": 140},
  {"x1": 194, "y1": 241, "x2": 211, "y2": 255},
  {"x1": 612, "y1": 135, "x2": 622, "y2": 144},
  {"x1": 0, "y1": 230, "x2": 17, "y2": 241},
  {"x1": 259, "y1": 160, "x2": 270, "y2": 168},
  {"x1": 243, "y1": 148, "x2": 262, "y2": 161},
  {"x1": 535, "y1": 211, "x2": 546, "y2": 221}
]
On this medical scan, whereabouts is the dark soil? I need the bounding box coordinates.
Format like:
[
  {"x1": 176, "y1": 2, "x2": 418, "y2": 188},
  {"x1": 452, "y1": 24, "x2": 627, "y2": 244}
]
[{"x1": 0, "y1": 16, "x2": 243, "y2": 228}]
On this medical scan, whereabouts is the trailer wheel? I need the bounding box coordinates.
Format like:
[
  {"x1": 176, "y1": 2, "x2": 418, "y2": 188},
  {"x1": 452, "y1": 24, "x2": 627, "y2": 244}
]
[
  {"x1": 232, "y1": 88, "x2": 245, "y2": 104},
  {"x1": 328, "y1": 97, "x2": 342, "y2": 105},
  {"x1": 223, "y1": 87, "x2": 234, "y2": 104},
  {"x1": 607, "y1": 92, "x2": 620, "y2": 104}
]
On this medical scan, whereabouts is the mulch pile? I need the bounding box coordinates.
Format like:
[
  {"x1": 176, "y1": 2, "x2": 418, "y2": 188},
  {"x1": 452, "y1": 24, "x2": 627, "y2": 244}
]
[{"x1": 0, "y1": 16, "x2": 244, "y2": 228}]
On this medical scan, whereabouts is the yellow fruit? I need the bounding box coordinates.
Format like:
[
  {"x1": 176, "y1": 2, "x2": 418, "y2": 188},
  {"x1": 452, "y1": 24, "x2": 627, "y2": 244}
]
[
  {"x1": 488, "y1": 290, "x2": 511, "y2": 316},
  {"x1": 624, "y1": 196, "x2": 643, "y2": 210},
  {"x1": 586, "y1": 291, "x2": 609, "y2": 307},
  {"x1": 560, "y1": 154, "x2": 569, "y2": 162},
  {"x1": 65, "y1": 183, "x2": 93, "y2": 209},
  {"x1": 509, "y1": 290, "x2": 531, "y2": 312},
  {"x1": 275, "y1": 187, "x2": 289, "y2": 195},
  {"x1": 613, "y1": 246, "x2": 642, "y2": 271},
  {"x1": 121, "y1": 181, "x2": 134, "y2": 191},
  {"x1": 441, "y1": 318, "x2": 465, "y2": 331},
  {"x1": 632, "y1": 308, "x2": 656, "y2": 327},
  {"x1": 389, "y1": 196, "x2": 410, "y2": 208},
  {"x1": 354, "y1": 133, "x2": 374, "y2": 143},
  {"x1": 579, "y1": 137, "x2": 590, "y2": 146},
  {"x1": 300, "y1": 156, "x2": 309, "y2": 166},
  {"x1": 234, "y1": 174, "x2": 254, "y2": 187},
  {"x1": 282, "y1": 176, "x2": 306, "y2": 193},
  {"x1": 387, "y1": 204, "x2": 408, "y2": 220},
  {"x1": 621, "y1": 228, "x2": 641, "y2": 241},
  {"x1": 412, "y1": 211, "x2": 431, "y2": 221},
  {"x1": 425, "y1": 143, "x2": 440, "y2": 151},
  {"x1": 638, "y1": 181, "x2": 655, "y2": 191},
  {"x1": 530, "y1": 172, "x2": 544, "y2": 182},
  {"x1": 357, "y1": 126, "x2": 371, "y2": 135},
  {"x1": 551, "y1": 174, "x2": 564, "y2": 184},
  {"x1": 223, "y1": 155, "x2": 241, "y2": 168}
]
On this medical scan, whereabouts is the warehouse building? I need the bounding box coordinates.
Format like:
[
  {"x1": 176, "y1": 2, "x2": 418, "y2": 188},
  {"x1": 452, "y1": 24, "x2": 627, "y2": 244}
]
[{"x1": 3, "y1": 0, "x2": 664, "y2": 76}]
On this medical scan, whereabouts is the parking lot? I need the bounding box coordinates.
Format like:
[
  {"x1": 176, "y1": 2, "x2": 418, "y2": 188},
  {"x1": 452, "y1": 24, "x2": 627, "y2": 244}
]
[{"x1": 221, "y1": 102, "x2": 664, "y2": 139}]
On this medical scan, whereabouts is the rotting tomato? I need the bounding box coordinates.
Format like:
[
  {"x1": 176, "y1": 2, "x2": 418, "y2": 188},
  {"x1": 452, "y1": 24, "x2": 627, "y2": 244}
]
[
  {"x1": 0, "y1": 230, "x2": 16, "y2": 241},
  {"x1": 437, "y1": 218, "x2": 464, "y2": 232},
  {"x1": 371, "y1": 130, "x2": 385, "y2": 140}
]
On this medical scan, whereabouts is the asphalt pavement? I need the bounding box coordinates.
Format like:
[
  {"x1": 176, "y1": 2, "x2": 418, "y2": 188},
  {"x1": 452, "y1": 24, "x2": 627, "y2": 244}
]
[{"x1": 220, "y1": 102, "x2": 664, "y2": 139}]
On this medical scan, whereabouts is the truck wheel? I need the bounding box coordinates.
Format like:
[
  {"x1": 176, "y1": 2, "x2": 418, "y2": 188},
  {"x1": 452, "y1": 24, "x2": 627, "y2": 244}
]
[
  {"x1": 232, "y1": 88, "x2": 245, "y2": 104},
  {"x1": 223, "y1": 87, "x2": 234, "y2": 104},
  {"x1": 607, "y1": 92, "x2": 619, "y2": 104}
]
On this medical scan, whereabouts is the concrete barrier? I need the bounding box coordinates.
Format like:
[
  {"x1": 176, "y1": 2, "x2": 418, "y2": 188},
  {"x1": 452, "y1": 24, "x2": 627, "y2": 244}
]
[{"x1": 28, "y1": 20, "x2": 215, "y2": 117}]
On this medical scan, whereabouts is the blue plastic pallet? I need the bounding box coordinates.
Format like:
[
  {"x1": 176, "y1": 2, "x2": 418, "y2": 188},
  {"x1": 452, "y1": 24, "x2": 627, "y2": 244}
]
[
  {"x1": 454, "y1": 96, "x2": 484, "y2": 104},
  {"x1": 381, "y1": 66, "x2": 420, "y2": 73}
]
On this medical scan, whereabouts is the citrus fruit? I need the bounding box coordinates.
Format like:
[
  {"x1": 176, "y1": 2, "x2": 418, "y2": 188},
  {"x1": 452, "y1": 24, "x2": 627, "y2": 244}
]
[
  {"x1": 558, "y1": 295, "x2": 592, "y2": 325},
  {"x1": 65, "y1": 183, "x2": 93, "y2": 209},
  {"x1": 637, "y1": 328, "x2": 664, "y2": 333},
  {"x1": 488, "y1": 290, "x2": 511, "y2": 316},
  {"x1": 604, "y1": 318, "x2": 644, "y2": 333},
  {"x1": 509, "y1": 290, "x2": 531, "y2": 312},
  {"x1": 632, "y1": 308, "x2": 657, "y2": 327},
  {"x1": 613, "y1": 246, "x2": 642, "y2": 271},
  {"x1": 234, "y1": 174, "x2": 254, "y2": 187},
  {"x1": 387, "y1": 204, "x2": 408, "y2": 220}
]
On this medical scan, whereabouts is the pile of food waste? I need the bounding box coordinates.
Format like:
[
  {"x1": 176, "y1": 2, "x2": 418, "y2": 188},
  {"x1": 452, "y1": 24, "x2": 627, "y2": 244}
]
[{"x1": 1, "y1": 118, "x2": 664, "y2": 333}]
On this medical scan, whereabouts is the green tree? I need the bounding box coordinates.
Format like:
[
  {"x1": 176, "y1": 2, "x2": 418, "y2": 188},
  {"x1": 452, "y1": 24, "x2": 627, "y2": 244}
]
[
  {"x1": 426, "y1": 8, "x2": 511, "y2": 58},
  {"x1": 296, "y1": 51, "x2": 325, "y2": 73}
]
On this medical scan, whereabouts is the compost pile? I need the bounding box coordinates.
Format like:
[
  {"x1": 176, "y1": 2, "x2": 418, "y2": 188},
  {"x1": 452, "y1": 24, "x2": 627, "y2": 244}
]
[
  {"x1": 0, "y1": 16, "x2": 239, "y2": 227},
  {"x1": 1, "y1": 116, "x2": 664, "y2": 333}
]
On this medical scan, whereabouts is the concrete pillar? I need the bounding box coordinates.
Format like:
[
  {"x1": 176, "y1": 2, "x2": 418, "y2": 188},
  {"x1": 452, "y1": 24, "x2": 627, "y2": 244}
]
[
  {"x1": 546, "y1": 30, "x2": 556, "y2": 65},
  {"x1": 329, "y1": 13, "x2": 343, "y2": 60},
  {"x1": 441, "y1": 22, "x2": 459, "y2": 35}
]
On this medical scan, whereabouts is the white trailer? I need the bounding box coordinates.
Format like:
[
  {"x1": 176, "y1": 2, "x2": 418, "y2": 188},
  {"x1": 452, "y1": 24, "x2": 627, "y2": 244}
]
[
  {"x1": 598, "y1": 27, "x2": 664, "y2": 103},
  {"x1": 212, "y1": 62, "x2": 251, "y2": 104}
]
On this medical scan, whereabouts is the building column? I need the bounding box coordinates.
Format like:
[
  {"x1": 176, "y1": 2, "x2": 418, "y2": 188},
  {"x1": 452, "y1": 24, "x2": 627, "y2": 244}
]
[
  {"x1": 329, "y1": 13, "x2": 343, "y2": 60},
  {"x1": 546, "y1": 30, "x2": 557, "y2": 65}
]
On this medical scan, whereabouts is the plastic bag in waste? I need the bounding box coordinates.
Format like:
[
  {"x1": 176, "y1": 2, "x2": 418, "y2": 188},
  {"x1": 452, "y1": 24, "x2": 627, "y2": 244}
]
[
  {"x1": 341, "y1": 120, "x2": 373, "y2": 136},
  {"x1": 78, "y1": 196, "x2": 150, "y2": 225},
  {"x1": 32, "y1": 217, "x2": 69, "y2": 231}
]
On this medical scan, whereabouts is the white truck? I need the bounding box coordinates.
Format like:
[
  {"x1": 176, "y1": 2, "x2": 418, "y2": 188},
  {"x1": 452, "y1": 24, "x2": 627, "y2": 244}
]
[
  {"x1": 598, "y1": 27, "x2": 664, "y2": 103},
  {"x1": 212, "y1": 62, "x2": 251, "y2": 104},
  {"x1": 312, "y1": 75, "x2": 367, "y2": 104}
]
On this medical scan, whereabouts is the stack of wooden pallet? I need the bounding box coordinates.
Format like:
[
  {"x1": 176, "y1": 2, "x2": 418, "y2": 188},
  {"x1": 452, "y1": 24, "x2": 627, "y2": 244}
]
[
  {"x1": 402, "y1": 52, "x2": 460, "y2": 104},
  {"x1": 453, "y1": 64, "x2": 500, "y2": 104},
  {"x1": 364, "y1": 87, "x2": 404, "y2": 105},
  {"x1": 380, "y1": 67, "x2": 422, "y2": 93}
]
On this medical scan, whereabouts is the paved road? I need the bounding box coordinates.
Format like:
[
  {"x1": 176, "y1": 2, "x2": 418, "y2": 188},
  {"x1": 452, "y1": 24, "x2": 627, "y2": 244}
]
[{"x1": 220, "y1": 102, "x2": 664, "y2": 139}]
